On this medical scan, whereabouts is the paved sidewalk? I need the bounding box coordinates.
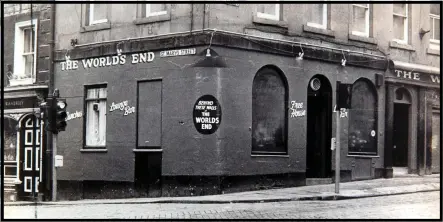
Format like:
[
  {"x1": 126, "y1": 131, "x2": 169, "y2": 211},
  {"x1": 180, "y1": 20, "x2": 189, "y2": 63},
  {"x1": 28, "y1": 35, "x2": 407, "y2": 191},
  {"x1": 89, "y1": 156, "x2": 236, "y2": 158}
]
[{"x1": 5, "y1": 174, "x2": 440, "y2": 206}]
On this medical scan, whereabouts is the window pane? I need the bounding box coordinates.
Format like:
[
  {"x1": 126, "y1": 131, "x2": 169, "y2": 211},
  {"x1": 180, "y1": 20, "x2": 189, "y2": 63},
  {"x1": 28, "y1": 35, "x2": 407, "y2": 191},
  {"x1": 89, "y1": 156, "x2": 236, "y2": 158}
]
[
  {"x1": 352, "y1": 5, "x2": 367, "y2": 33},
  {"x1": 24, "y1": 54, "x2": 34, "y2": 76},
  {"x1": 434, "y1": 18, "x2": 440, "y2": 40},
  {"x1": 23, "y1": 28, "x2": 34, "y2": 53},
  {"x1": 348, "y1": 80, "x2": 378, "y2": 154},
  {"x1": 430, "y1": 4, "x2": 440, "y2": 15},
  {"x1": 310, "y1": 4, "x2": 324, "y2": 25},
  {"x1": 98, "y1": 87, "x2": 107, "y2": 98},
  {"x1": 92, "y1": 4, "x2": 107, "y2": 21},
  {"x1": 393, "y1": 15, "x2": 405, "y2": 40},
  {"x1": 87, "y1": 88, "x2": 99, "y2": 99},
  {"x1": 258, "y1": 4, "x2": 277, "y2": 15},
  {"x1": 252, "y1": 69, "x2": 287, "y2": 154},
  {"x1": 393, "y1": 4, "x2": 406, "y2": 15},
  {"x1": 3, "y1": 118, "x2": 18, "y2": 161},
  {"x1": 148, "y1": 4, "x2": 166, "y2": 13}
]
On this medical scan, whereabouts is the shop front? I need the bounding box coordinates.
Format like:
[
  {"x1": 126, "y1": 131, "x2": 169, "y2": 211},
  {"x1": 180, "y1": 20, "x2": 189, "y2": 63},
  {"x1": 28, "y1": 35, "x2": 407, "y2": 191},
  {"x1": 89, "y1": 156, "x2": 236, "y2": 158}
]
[
  {"x1": 3, "y1": 86, "x2": 48, "y2": 201},
  {"x1": 384, "y1": 60, "x2": 440, "y2": 177},
  {"x1": 52, "y1": 30, "x2": 387, "y2": 200}
]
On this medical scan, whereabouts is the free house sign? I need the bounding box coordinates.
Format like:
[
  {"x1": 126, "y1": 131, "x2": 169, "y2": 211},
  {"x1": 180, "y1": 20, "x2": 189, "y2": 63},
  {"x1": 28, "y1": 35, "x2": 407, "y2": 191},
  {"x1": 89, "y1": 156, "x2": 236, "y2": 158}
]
[{"x1": 193, "y1": 95, "x2": 222, "y2": 134}]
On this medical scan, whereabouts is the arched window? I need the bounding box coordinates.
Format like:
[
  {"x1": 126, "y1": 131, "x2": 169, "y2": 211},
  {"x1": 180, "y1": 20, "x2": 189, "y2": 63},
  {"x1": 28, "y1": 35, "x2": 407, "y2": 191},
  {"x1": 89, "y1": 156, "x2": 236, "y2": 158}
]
[
  {"x1": 348, "y1": 78, "x2": 378, "y2": 155},
  {"x1": 252, "y1": 67, "x2": 288, "y2": 154}
]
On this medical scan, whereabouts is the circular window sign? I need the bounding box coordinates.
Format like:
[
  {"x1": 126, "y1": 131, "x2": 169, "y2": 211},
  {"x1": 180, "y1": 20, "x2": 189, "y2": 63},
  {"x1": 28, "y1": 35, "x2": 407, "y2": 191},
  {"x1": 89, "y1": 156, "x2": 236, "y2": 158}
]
[{"x1": 193, "y1": 95, "x2": 222, "y2": 134}]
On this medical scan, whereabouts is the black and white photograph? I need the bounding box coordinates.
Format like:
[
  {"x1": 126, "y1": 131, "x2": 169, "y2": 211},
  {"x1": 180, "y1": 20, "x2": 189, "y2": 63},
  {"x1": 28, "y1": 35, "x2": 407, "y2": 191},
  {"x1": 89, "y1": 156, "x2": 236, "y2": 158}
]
[{"x1": 1, "y1": 0, "x2": 441, "y2": 220}]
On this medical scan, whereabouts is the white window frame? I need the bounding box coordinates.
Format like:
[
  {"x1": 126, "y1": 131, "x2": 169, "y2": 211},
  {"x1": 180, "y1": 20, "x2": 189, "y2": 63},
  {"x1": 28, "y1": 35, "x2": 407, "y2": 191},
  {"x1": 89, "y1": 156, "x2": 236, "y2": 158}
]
[
  {"x1": 89, "y1": 3, "x2": 108, "y2": 25},
  {"x1": 146, "y1": 4, "x2": 167, "y2": 17},
  {"x1": 12, "y1": 19, "x2": 37, "y2": 86},
  {"x1": 351, "y1": 4, "x2": 370, "y2": 37},
  {"x1": 430, "y1": 11, "x2": 440, "y2": 50},
  {"x1": 257, "y1": 4, "x2": 280, "y2": 21},
  {"x1": 307, "y1": 4, "x2": 328, "y2": 29},
  {"x1": 85, "y1": 86, "x2": 107, "y2": 147},
  {"x1": 392, "y1": 4, "x2": 408, "y2": 44}
]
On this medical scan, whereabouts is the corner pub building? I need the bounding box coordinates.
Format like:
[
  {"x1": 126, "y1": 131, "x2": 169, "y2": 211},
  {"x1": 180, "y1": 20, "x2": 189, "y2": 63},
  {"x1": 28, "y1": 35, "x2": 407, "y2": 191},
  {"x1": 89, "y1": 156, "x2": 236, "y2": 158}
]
[{"x1": 47, "y1": 3, "x2": 440, "y2": 200}]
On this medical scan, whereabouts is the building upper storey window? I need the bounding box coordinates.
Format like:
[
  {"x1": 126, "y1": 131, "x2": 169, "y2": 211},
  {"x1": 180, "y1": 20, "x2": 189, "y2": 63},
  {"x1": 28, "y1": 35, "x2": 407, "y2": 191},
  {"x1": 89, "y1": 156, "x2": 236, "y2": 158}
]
[
  {"x1": 430, "y1": 4, "x2": 440, "y2": 50},
  {"x1": 393, "y1": 3, "x2": 408, "y2": 44},
  {"x1": 10, "y1": 19, "x2": 37, "y2": 87},
  {"x1": 257, "y1": 4, "x2": 280, "y2": 21},
  {"x1": 145, "y1": 4, "x2": 167, "y2": 17},
  {"x1": 352, "y1": 3, "x2": 370, "y2": 37},
  {"x1": 307, "y1": 3, "x2": 328, "y2": 29},
  {"x1": 87, "y1": 3, "x2": 108, "y2": 25}
]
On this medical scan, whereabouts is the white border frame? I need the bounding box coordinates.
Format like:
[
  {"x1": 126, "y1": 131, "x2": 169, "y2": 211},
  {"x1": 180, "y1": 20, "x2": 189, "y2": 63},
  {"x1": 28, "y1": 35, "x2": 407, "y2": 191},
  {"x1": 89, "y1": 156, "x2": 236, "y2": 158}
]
[
  {"x1": 25, "y1": 129, "x2": 33, "y2": 145},
  {"x1": 89, "y1": 3, "x2": 108, "y2": 25},
  {"x1": 146, "y1": 4, "x2": 167, "y2": 17},
  {"x1": 13, "y1": 19, "x2": 38, "y2": 86},
  {"x1": 24, "y1": 147, "x2": 33, "y2": 171},
  {"x1": 24, "y1": 176, "x2": 32, "y2": 193},
  {"x1": 307, "y1": 3, "x2": 328, "y2": 29},
  {"x1": 257, "y1": 4, "x2": 280, "y2": 21},
  {"x1": 351, "y1": 4, "x2": 370, "y2": 37},
  {"x1": 392, "y1": 4, "x2": 408, "y2": 44},
  {"x1": 429, "y1": 13, "x2": 440, "y2": 50}
]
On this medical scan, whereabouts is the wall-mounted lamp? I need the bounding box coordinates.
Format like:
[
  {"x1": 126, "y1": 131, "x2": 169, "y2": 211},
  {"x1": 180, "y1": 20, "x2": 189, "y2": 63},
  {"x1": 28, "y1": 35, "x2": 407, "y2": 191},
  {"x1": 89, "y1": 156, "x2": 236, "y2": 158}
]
[
  {"x1": 116, "y1": 42, "x2": 123, "y2": 56},
  {"x1": 206, "y1": 30, "x2": 216, "y2": 57},
  {"x1": 341, "y1": 50, "x2": 347, "y2": 67},
  {"x1": 206, "y1": 48, "x2": 211, "y2": 57},
  {"x1": 296, "y1": 43, "x2": 304, "y2": 60},
  {"x1": 419, "y1": 28, "x2": 431, "y2": 39},
  {"x1": 70, "y1": 39, "x2": 78, "y2": 47}
]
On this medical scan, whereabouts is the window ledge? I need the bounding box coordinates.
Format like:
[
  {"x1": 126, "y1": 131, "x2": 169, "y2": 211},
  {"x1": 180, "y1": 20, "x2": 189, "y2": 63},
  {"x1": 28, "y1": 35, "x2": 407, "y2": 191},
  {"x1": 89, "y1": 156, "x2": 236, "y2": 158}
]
[
  {"x1": 303, "y1": 24, "x2": 335, "y2": 37},
  {"x1": 389, "y1": 41, "x2": 415, "y2": 51},
  {"x1": 347, "y1": 155, "x2": 380, "y2": 158},
  {"x1": 80, "y1": 148, "x2": 108, "y2": 153},
  {"x1": 252, "y1": 15, "x2": 288, "y2": 29},
  {"x1": 134, "y1": 13, "x2": 171, "y2": 25},
  {"x1": 427, "y1": 48, "x2": 440, "y2": 56},
  {"x1": 348, "y1": 34, "x2": 377, "y2": 45},
  {"x1": 80, "y1": 22, "x2": 111, "y2": 33},
  {"x1": 251, "y1": 154, "x2": 289, "y2": 158}
]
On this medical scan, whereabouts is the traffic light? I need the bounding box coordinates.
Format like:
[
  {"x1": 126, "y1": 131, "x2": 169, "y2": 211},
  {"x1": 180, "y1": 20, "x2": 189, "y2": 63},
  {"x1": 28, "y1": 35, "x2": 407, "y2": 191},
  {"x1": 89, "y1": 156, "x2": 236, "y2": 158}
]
[
  {"x1": 44, "y1": 97, "x2": 56, "y2": 133},
  {"x1": 55, "y1": 99, "x2": 67, "y2": 133},
  {"x1": 44, "y1": 97, "x2": 67, "y2": 134}
]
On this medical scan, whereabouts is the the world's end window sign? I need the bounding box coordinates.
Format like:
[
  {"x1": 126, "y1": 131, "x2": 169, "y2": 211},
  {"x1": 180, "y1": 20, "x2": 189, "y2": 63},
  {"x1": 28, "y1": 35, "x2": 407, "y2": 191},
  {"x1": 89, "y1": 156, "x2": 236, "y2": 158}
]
[{"x1": 193, "y1": 95, "x2": 222, "y2": 135}]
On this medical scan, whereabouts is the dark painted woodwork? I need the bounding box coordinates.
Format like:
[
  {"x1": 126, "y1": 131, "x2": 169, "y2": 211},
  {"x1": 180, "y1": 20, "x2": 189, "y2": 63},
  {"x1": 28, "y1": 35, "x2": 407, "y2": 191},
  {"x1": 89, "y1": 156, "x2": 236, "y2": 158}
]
[
  {"x1": 393, "y1": 103, "x2": 409, "y2": 167},
  {"x1": 306, "y1": 75, "x2": 332, "y2": 178},
  {"x1": 384, "y1": 83, "x2": 395, "y2": 177},
  {"x1": 417, "y1": 88, "x2": 427, "y2": 175},
  {"x1": 137, "y1": 80, "x2": 162, "y2": 148}
]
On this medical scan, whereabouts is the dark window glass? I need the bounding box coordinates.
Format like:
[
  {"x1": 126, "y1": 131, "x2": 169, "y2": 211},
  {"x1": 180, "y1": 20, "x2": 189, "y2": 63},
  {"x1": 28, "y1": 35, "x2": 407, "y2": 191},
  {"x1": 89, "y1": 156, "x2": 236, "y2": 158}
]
[
  {"x1": 348, "y1": 79, "x2": 378, "y2": 155},
  {"x1": 252, "y1": 68, "x2": 287, "y2": 154}
]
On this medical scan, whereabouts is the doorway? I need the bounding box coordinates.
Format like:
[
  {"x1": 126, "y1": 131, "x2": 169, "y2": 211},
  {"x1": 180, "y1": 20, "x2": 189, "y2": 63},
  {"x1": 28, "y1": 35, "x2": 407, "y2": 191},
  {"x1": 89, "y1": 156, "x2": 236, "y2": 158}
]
[
  {"x1": 393, "y1": 103, "x2": 410, "y2": 167},
  {"x1": 135, "y1": 80, "x2": 163, "y2": 197},
  {"x1": 17, "y1": 115, "x2": 41, "y2": 201},
  {"x1": 306, "y1": 75, "x2": 332, "y2": 178}
]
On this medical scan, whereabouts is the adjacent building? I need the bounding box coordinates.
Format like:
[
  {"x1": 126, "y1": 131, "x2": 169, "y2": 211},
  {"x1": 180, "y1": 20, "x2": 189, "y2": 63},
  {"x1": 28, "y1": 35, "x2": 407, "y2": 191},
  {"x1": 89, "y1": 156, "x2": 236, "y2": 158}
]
[
  {"x1": 3, "y1": 3, "x2": 440, "y2": 201},
  {"x1": 2, "y1": 3, "x2": 55, "y2": 201}
]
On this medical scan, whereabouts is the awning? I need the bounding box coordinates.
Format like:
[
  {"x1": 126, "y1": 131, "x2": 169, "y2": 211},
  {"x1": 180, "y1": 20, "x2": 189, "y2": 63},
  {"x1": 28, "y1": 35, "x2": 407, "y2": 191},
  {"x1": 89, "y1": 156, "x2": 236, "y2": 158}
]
[{"x1": 389, "y1": 60, "x2": 440, "y2": 75}]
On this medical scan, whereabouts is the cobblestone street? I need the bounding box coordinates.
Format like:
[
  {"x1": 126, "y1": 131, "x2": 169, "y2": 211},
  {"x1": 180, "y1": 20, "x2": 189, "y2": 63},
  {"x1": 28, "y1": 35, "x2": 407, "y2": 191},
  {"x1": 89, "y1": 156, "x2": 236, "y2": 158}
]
[{"x1": 4, "y1": 191, "x2": 440, "y2": 219}]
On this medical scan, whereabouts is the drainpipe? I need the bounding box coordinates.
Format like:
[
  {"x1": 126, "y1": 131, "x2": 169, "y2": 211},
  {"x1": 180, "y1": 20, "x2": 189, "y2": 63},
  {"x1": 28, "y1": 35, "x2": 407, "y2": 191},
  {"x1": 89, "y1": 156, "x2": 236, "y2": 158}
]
[{"x1": 44, "y1": 3, "x2": 56, "y2": 201}]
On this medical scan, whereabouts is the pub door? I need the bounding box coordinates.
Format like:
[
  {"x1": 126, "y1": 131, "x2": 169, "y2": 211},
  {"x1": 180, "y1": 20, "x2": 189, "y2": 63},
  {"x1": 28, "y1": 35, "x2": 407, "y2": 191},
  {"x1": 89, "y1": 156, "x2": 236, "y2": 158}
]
[
  {"x1": 306, "y1": 76, "x2": 332, "y2": 178},
  {"x1": 17, "y1": 115, "x2": 42, "y2": 200},
  {"x1": 393, "y1": 103, "x2": 409, "y2": 167}
]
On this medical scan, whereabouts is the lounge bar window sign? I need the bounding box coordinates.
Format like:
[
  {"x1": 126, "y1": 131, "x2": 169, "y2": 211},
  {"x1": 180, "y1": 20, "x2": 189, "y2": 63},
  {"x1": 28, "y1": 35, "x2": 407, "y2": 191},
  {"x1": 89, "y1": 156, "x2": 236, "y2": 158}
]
[
  {"x1": 193, "y1": 95, "x2": 222, "y2": 135},
  {"x1": 60, "y1": 48, "x2": 197, "y2": 71},
  {"x1": 394, "y1": 69, "x2": 440, "y2": 84}
]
